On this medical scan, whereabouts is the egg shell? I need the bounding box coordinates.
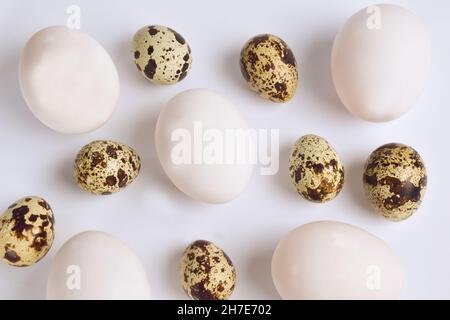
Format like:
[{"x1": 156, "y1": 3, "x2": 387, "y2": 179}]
[
  {"x1": 155, "y1": 89, "x2": 253, "y2": 203},
  {"x1": 240, "y1": 34, "x2": 298, "y2": 103},
  {"x1": 331, "y1": 4, "x2": 431, "y2": 122},
  {"x1": 272, "y1": 221, "x2": 403, "y2": 299},
  {"x1": 132, "y1": 25, "x2": 192, "y2": 85},
  {"x1": 47, "y1": 231, "x2": 151, "y2": 300},
  {"x1": 289, "y1": 135, "x2": 344, "y2": 203},
  {"x1": 363, "y1": 143, "x2": 427, "y2": 221},
  {"x1": 0, "y1": 196, "x2": 55, "y2": 267},
  {"x1": 73, "y1": 140, "x2": 141, "y2": 195},
  {"x1": 181, "y1": 240, "x2": 236, "y2": 300},
  {"x1": 19, "y1": 26, "x2": 119, "y2": 134}
]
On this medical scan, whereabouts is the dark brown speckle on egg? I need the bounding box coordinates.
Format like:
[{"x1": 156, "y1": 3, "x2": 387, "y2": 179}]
[
  {"x1": 363, "y1": 143, "x2": 427, "y2": 221},
  {"x1": 240, "y1": 34, "x2": 298, "y2": 103},
  {"x1": 132, "y1": 25, "x2": 192, "y2": 85},
  {"x1": 73, "y1": 140, "x2": 141, "y2": 195},
  {"x1": 181, "y1": 240, "x2": 236, "y2": 300},
  {"x1": 0, "y1": 196, "x2": 55, "y2": 267},
  {"x1": 289, "y1": 135, "x2": 344, "y2": 203}
]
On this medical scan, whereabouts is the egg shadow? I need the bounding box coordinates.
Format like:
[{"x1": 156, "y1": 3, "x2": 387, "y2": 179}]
[
  {"x1": 161, "y1": 245, "x2": 185, "y2": 300},
  {"x1": 221, "y1": 46, "x2": 268, "y2": 106},
  {"x1": 273, "y1": 142, "x2": 300, "y2": 200},
  {"x1": 221, "y1": 46, "x2": 245, "y2": 90},
  {"x1": 301, "y1": 34, "x2": 352, "y2": 121},
  {"x1": 111, "y1": 37, "x2": 158, "y2": 91},
  {"x1": 133, "y1": 105, "x2": 197, "y2": 205},
  {"x1": 22, "y1": 261, "x2": 49, "y2": 299},
  {"x1": 0, "y1": 259, "x2": 49, "y2": 299},
  {"x1": 244, "y1": 243, "x2": 279, "y2": 299},
  {"x1": 346, "y1": 157, "x2": 378, "y2": 218},
  {"x1": 54, "y1": 154, "x2": 81, "y2": 193},
  {"x1": 0, "y1": 51, "x2": 42, "y2": 131}
]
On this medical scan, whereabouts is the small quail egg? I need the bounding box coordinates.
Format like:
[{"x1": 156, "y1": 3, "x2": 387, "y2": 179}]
[
  {"x1": 363, "y1": 143, "x2": 427, "y2": 221},
  {"x1": 132, "y1": 25, "x2": 192, "y2": 85},
  {"x1": 0, "y1": 196, "x2": 55, "y2": 267},
  {"x1": 240, "y1": 34, "x2": 298, "y2": 102},
  {"x1": 74, "y1": 140, "x2": 141, "y2": 195},
  {"x1": 289, "y1": 135, "x2": 344, "y2": 203},
  {"x1": 181, "y1": 240, "x2": 236, "y2": 300}
]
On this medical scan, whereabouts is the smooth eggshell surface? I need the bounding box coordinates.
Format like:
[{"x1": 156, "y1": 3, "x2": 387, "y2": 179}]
[
  {"x1": 155, "y1": 89, "x2": 253, "y2": 203},
  {"x1": 47, "y1": 231, "x2": 151, "y2": 300},
  {"x1": 19, "y1": 26, "x2": 119, "y2": 134},
  {"x1": 331, "y1": 4, "x2": 430, "y2": 122},
  {"x1": 272, "y1": 221, "x2": 403, "y2": 299}
]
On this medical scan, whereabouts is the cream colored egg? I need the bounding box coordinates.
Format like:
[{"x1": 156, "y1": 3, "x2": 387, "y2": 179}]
[
  {"x1": 331, "y1": 4, "x2": 430, "y2": 122},
  {"x1": 47, "y1": 231, "x2": 151, "y2": 300},
  {"x1": 272, "y1": 221, "x2": 403, "y2": 299},
  {"x1": 19, "y1": 26, "x2": 119, "y2": 134},
  {"x1": 155, "y1": 89, "x2": 253, "y2": 203}
]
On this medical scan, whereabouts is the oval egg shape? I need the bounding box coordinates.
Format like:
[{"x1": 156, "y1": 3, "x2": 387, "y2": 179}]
[
  {"x1": 155, "y1": 89, "x2": 253, "y2": 203},
  {"x1": 47, "y1": 231, "x2": 151, "y2": 299},
  {"x1": 289, "y1": 135, "x2": 344, "y2": 203},
  {"x1": 0, "y1": 196, "x2": 55, "y2": 267},
  {"x1": 331, "y1": 4, "x2": 431, "y2": 122},
  {"x1": 363, "y1": 143, "x2": 427, "y2": 221},
  {"x1": 19, "y1": 26, "x2": 120, "y2": 134},
  {"x1": 181, "y1": 240, "x2": 236, "y2": 300},
  {"x1": 272, "y1": 221, "x2": 403, "y2": 299},
  {"x1": 132, "y1": 25, "x2": 192, "y2": 85},
  {"x1": 73, "y1": 140, "x2": 141, "y2": 195},
  {"x1": 240, "y1": 34, "x2": 298, "y2": 103}
]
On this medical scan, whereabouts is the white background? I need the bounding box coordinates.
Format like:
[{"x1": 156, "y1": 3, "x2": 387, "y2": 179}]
[{"x1": 0, "y1": 0, "x2": 448, "y2": 299}]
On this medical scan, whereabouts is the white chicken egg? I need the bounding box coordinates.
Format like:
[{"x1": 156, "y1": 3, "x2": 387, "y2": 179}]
[
  {"x1": 19, "y1": 26, "x2": 119, "y2": 134},
  {"x1": 331, "y1": 4, "x2": 431, "y2": 122},
  {"x1": 272, "y1": 221, "x2": 403, "y2": 299},
  {"x1": 47, "y1": 231, "x2": 151, "y2": 300},
  {"x1": 155, "y1": 89, "x2": 254, "y2": 203}
]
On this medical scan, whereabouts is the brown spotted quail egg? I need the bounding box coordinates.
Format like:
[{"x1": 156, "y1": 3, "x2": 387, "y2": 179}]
[
  {"x1": 0, "y1": 196, "x2": 55, "y2": 267},
  {"x1": 240, "y1": 34, "x2": 298, "y2": 102},
  {"x1": 289, "y1": 135, "x2": 344, "y2": 203},
  {"x1": 74, "y1": 140, "x2": 141, "y2": 195},
  {"x1": 181, "y1": 240, "x2": 236, "y2": 300},
  {"x1": 132, "y1": 25, "x2": 192, "y2": 85},
  {"x1": 363, "y1": 143, "x2": 427, "y2": 221}
]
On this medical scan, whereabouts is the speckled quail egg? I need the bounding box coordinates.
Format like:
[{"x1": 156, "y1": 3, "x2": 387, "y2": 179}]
[
  {"x1": 240, "y1": 34, "x2": 298, "y2": 103},
  {"x1": 132, "y1": 25, "x2": 192, "y2": 85},
  {"x1": 289, "y1": 135, "x2": 344, "y2": 203},
  {"x1": 0, "y1": 196, "x2": 55, "y2": 267},
  {"x1": 363, "y1": 143, "x2": 427, "y2": 221},
  {"x1": 74, "y1": 140, "x2": 141, "y2": 195},
  {"x1": 181, "y1": 240, "x2": 236, "y2": 300}
]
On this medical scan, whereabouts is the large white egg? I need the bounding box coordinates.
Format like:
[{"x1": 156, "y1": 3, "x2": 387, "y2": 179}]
[
  {"x1": 155, "y1": 89, "x2": 253, "y2": 203},
  {"x1": 331, "y1": 4, "x2": 431, "y2": 122},
  {"x1": 272, "y1": 221, "x2": 403, "y2": 299},
  {"x1": 47, "y1": 231, "x2": 151, "y2": 300},
  {"x1": 19, "y1": 26, "x2": 119, "y2": 134}
]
